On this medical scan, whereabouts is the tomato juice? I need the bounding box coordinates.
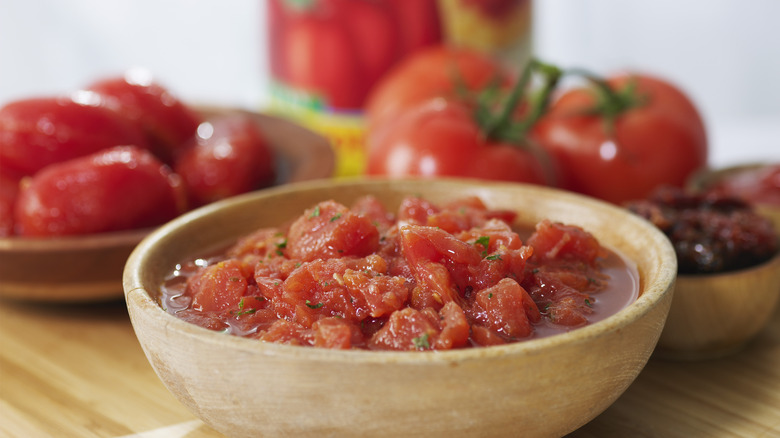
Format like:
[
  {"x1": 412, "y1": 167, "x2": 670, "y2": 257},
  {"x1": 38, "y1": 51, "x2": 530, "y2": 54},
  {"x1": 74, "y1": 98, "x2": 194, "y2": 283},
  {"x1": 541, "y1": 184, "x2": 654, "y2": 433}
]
[{"x1": 160, "y1": 194, "x2": 639, "y2": 350}]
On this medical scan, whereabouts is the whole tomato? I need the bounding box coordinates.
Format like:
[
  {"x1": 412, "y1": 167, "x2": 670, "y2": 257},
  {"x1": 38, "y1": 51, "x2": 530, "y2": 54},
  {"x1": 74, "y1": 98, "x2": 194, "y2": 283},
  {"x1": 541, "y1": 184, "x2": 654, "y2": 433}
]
[
  {"x1": 366, "y1": 57, "x2": 561, "y2": 185},
  {"x1": 0, "y1": 95, "x2": 149, "y2": 176},
  {"x1": 15, "y1": 146, "x2": 185, "y2": 236},
  {"x1": 174, "y1": 115, "x2": 276, "y2": 207},
  {"x1": 365, "y1": 45, "x2": 510, "y2": 134},
  {"x1": 86, "y1": 71, "x2": 203, "y2": 164},
  {"x1": 532, "y1": 73, "x2": 708, "y2": 204},
  {"x1": 366, "y1": 99, "x2": 555, "y2": 184},
  {"x1": 0, "y1": 172, "x2": 19, "y2": 237}
]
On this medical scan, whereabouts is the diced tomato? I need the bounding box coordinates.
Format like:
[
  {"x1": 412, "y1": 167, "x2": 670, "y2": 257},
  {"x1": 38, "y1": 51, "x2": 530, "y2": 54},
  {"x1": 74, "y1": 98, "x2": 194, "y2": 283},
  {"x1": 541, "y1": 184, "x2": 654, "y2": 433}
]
[
  {"x1": 188, "y1": 259, "x2": 254, "y2": 313},
  {"x1": 526, "y1": 219, "x2": 605, "y2": 264},
  {"x1": 467, "y1": 278, "x2": 540, "y2": 340},
  {"x1": 287, "y1": 200, "x2": 380, "y2": 261}
]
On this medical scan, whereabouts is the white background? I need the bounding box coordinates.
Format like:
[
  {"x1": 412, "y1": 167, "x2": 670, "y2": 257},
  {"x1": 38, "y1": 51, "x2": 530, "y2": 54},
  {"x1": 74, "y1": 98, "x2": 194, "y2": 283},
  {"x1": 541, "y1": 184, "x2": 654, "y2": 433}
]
[{"x1": 1, "y1": 0, "x2": 778, "y2": 167}]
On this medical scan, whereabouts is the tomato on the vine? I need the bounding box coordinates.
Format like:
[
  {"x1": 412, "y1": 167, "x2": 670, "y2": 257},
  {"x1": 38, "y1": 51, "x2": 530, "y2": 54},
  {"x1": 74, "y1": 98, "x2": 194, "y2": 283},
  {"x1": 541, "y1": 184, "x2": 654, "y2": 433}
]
[
  {"x1": 532, "y1": 73, "x2": 708, "y2": 204},
  {"x1": 366, "y1": 55, "x2": 561, "y2": 185},
  {"x1": 365, "y1": 45, "x2": 510, "y2": 134},
  {"x1": 366, "y1": 99, "x2": 554, "y2": 184}
]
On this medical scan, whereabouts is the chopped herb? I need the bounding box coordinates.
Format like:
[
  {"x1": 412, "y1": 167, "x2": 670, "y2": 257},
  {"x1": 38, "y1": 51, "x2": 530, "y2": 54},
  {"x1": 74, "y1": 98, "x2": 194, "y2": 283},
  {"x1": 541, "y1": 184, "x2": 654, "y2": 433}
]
[
  {"x1": 532, "y1": 268, "x2": 539, "y2": 274},
  {"x1": 310, "y1": 206, "x2": 321, "y2": 218},
  {"x1": 330, "y1": 213, "x2": 342, "y2": 222},
  {"x1": 306, "y1": 300, "x2": 324, "y2": 309},
  {"x1": 274, "y1": 281, "x2": 280, "y2": 286},
  {"x1": 253, "y1": 296, "x2": 266, "y2": 302},
  {"x1": 412, "y1": 333, "x2": 431, "y2": 350},
  {"x1": 295, "y1": 262, "x2": 302, "y2": 268},
  {"x1": 584, "y1": 298, "x2": 593, "y2": 308},
  {"x1": 474, "y1": 236, "x2": 490, "y2": 257},
  {"x1": 276, "y1": 239, "x2": 287, "y2": 249},
  {"x1": 488, "y1": 293, "x2": 493, "y2": 299},
  {"x1": 234, "y1": 308, "x2": 257, "y2": 317},
  {"x1": 238, "y1": 298, "x2": 245, "y2": 309},
  {"x1": 275, "y1": 249, "x2": 284, "y2": 256},
  {"x1": 486, "y1": 254, "x2": 502, "y2": 261}
]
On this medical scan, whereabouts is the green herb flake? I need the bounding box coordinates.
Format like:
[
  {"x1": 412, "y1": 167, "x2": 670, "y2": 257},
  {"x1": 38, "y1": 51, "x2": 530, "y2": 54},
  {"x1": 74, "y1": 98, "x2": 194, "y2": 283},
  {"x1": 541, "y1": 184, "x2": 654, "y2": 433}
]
[
  {"x1": 234, "y1": 308, "x2": 257, "y2": 317},
  {"x1": 305, "y1": 300, "x2": 324, "y2": 309},
  {"x1": 330, "y1": 213, "x2": 343, "y2": 222},
  {"x1": 276, "y1": 239, "x2": 288, "y2": 249},
  {"x1": 238, "y1": 298, "x2": 245, "y2": 309},
  {"x1": 584, "y1": 298, "x2": 593, "y2": 308},
  {"x1": 310, "y1": 206, "x2": 321, "y2": 218},
  {"x1": 488, "y1": 293, "x2": 493, "y2": 299},
  {"x1": 486, "y1": 254, "x2": 502, "y2": 261},
  {"x1": 412, "y1": 333, "x2": 431, "y2": 350}
]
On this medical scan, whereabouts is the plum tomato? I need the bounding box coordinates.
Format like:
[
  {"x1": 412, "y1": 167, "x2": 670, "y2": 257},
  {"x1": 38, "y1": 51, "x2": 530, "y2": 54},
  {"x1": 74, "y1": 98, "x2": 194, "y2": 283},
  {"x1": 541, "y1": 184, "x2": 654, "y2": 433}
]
[
  {"x1": 364, "y1": 44, "x2": 510, "y2": 134},
  {"x1": 532, "y1": 73, "x2": 708, "y2": 204},
  {"x1": 366, "y1": 99, "x2": 555, "y2": 185},
  {"x1": 174, "y1": 115, "x2": 276, "y2": 207},
  {"x1": 15, "y1": 146, "x2": 185, "y2": 236},
  {"x1": 0, "y1": 95, "x2": 149, "y2": 176},
  {"x1": 86, "y1": 71, "x2": 202, "y2": 163},
  {"x1": 0, "y1": 172, "x2": 19, "y2": 236}
]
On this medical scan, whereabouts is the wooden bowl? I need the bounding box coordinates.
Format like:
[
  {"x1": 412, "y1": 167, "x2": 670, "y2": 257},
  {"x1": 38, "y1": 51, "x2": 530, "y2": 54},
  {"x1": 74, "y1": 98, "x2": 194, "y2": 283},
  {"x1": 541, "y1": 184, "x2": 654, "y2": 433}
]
[
  {"x1": 655, "y1": 250, "x2": 780, "y2": 361},
  {"x1": 0, "y1": 109, "x2": 334, "y2": 302},
  {"x1": 123, "y1": 178, "x2": 676, "y2": 438}
]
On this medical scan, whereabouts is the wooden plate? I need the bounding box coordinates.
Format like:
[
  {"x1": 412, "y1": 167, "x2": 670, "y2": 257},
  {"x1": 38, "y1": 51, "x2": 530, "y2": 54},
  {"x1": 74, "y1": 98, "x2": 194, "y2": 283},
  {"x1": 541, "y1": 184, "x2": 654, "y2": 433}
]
[{"x1": 0, "y1": 108, "x2": 334, "y2": 302}]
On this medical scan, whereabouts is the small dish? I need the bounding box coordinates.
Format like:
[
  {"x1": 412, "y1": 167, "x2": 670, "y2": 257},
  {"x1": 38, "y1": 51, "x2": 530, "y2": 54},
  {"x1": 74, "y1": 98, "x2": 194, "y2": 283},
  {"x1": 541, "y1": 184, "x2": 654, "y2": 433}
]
[
  {"x1": 124, "y1": 178, "x2": 676, "y2": 438},
  {"x1": 0, "y1": 108, "x2": 334, "y2": 302},
  {"x1": 655, "y1": 250, "x2": 780, "y2": 360},
  {"x1": 688, "y1": 162, "x2": 780, "y2": 230}
]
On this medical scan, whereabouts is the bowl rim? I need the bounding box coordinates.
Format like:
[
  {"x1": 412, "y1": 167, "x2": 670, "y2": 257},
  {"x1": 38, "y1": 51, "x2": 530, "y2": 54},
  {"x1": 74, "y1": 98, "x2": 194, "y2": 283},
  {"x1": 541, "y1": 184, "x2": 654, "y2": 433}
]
[{"x1": 124, "y1": 177, "x2": 677, "y2": 365}]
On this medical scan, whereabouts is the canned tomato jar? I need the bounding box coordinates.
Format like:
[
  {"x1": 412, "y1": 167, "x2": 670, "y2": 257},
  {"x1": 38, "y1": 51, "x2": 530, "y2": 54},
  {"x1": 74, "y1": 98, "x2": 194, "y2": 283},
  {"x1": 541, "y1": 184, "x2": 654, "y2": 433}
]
[{"x1": 266, "y1": 0, "x2": 532, "y2": 177}]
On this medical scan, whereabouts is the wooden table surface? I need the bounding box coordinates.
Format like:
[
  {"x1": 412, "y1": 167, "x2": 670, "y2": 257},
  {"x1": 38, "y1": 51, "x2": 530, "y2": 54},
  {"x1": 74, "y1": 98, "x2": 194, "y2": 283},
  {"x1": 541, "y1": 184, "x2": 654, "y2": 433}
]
[{"x1": 2, "y1": 294, "x2": 779, "y2": 438}]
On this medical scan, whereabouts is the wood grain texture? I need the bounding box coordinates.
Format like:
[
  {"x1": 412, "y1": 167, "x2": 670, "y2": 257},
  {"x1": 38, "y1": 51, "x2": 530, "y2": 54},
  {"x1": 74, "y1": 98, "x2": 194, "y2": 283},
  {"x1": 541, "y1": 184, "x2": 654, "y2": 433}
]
[{"x1": 1, "y1": 279, "x2": 780, "y2": 437}]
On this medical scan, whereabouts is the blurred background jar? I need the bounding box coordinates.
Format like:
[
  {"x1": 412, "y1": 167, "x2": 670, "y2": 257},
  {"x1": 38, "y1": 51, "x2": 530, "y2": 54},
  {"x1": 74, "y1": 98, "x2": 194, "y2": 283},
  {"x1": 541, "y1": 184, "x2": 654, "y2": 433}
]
[{"x1": 265, "y1": 0, "x2": 533, "y2": 177}]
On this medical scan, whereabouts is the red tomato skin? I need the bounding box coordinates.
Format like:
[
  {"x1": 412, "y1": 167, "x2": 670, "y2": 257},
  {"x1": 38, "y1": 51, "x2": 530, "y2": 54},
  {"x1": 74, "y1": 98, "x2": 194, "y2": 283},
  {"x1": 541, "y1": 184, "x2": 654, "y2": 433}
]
[
  {"x1": 532, "y1": 73, "x2": 708, "y2": 204},
  {"x1": 174, "y1": 115, "x2": 275, "y2": 207},
  {"x1": 282, "y1": 10, "x2": 366, "y2": 109},
  {"x1": 330, "y1": 0, "x2": 401, "y2": 91},
  {"x1": 0, "y1": 96, "x2": 149, "y2": 176},
  {"x1": 384, "y1": 0, "x2": 442, "y2": 55},
  {"x1": 0, "y1": 172, "x2": 19, "y2": 236},
  {"x1": 86, "y1": 74, "x2": 202, "y2": 163},
  {"x1": 15, "y1": 146, "x2": 185, "y2": 236},
  {"x1": 367, "y1": 100, "x2": 552, "y2": 185},
  {"x1": 365, "y1": 45, "x2": 508, "y2": 133}
]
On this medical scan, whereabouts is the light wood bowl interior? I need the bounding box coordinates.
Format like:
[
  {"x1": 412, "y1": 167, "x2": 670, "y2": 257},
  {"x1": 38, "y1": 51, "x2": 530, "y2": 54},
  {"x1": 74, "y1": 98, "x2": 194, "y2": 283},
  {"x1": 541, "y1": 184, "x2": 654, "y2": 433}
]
[
  {"x1": 123, "y1": 178, "x2": 676, "y2": 438},
  {"x1": 0, "y1": 108, "x2": 334, "y2": 302},
  {"x1": 655, "y1": 251, "x2": 780, "y2": 361}
]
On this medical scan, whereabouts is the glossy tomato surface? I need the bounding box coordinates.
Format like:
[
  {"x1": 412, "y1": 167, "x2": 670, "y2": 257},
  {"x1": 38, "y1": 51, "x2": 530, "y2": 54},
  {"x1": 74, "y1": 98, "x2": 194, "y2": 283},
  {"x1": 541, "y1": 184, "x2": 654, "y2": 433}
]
[
  {"x1": 532, "y1": 73, "x2": 708, "y2": 204},
  {"x1": 366, "y1": 100, "x2": 554, "y2": 185},
  {"x1": 0, "y1": 172, "x2": 18, "y2": 237},
  {"x1": 86, "y1": 72, "x2": 202, "y2": 163},
  {"x1": 15, "y1": 146, "x2": 185, "y2": 236},
  {"x1": 174, "y1": 115, "x2": 276, "y2": 208},
  {"x1": 0, "y1": 96, "x2": 148, "y2": 176},
  {"x1": 365, "y1": 45, "x2": 509, "y2": 133}
]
